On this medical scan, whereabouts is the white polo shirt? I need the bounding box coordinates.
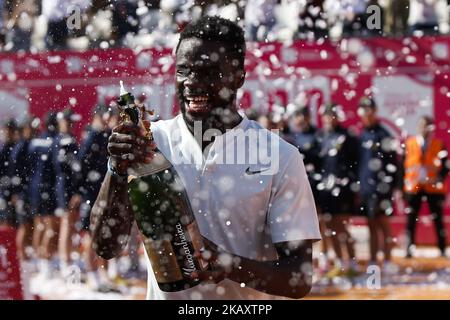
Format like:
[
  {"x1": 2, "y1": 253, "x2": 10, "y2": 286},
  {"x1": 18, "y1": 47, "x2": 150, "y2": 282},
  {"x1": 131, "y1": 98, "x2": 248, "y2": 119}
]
[{"x1": 144, "y1": 114, "x2": 321, "y2": 300}]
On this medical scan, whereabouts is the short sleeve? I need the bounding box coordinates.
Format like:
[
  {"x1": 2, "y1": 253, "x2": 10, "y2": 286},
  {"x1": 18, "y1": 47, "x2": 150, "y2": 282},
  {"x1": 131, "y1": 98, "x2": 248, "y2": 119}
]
[{"x1": 268, "y1": 150, "x2": 321, "y2": 244}]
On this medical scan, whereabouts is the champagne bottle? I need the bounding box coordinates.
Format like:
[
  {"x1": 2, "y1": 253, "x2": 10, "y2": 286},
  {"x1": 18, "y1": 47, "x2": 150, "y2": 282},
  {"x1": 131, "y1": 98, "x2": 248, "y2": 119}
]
[{"x1": 117, "y1": 81, "x2": 208, "y2": 292}]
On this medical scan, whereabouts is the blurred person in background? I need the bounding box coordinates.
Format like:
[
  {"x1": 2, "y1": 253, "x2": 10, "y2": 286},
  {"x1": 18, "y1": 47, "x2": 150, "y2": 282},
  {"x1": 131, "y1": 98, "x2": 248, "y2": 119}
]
[
  {"x1": 28, "y1": 111, "x2": 59, "y2": 279},
  {"x1": 137, "y1": 0, "x2": 161, "y2": 35},
  {"x1": 111, "y1": 0, "x2": 139, "y2": 47},
  {"x1": 244, "y1": 0, "x2": 278, "y2": 41},
  {"x1": 82, "y1": 0, "x2": 112, "y2": 49},
  {"x1": 4, "y1": 0, "x2": 37, "y2": 51},
  {"x1": 340, "y1": 0, "x2": 384, "y2": 37},
  {"x1": 270, "y1": 104, "x2": 289, "y2": 135},
  {"x1": 8, "y1": 116, "x2": 40, "y2": 299},
  {"x1": 0, "y1": 0, "x2": 6, "y2": 48},
  {"x1": 42, "y1": 0, "x2": 69, "y2": 50},
  {"x1": 9, "y1": 117, "x2": 40, "y2": 261},
  {"x1": 41, "y1": 0, "x2": 90, "y2": 50},
  {"x1": 401, "y1": 116, "x2": 449, "y2": 258},
  {"x1": 284, "y1": 104, "x2": 321, "y2": 185},
  {"x1": 284, "y1": 104, "x2": 330, "y2": 275},
  {"x1": 138, "y1": 0, "x2": 182, "y2": 48},
  {"x1": 78, "y1": 104, "x2": 119, "y2": 291},
  {"x1": 198, "y1": 0, "x2": 244, "y2": 24},
  {"x1": 357, "y1": 97, "x2": 399, "y2": 273},
  {"x1": 384, "y1": 0, "x2": 410, "y2": 36},
  {"x1": 316, "y1": 104, "x2": 359, "y2": 278},
  {"x1": 255, "y1": 107, "x2": 287, "y2": 132},
  {"x1": 54, "y1": 108, "x2": 82, "y2": 277},
  {"x1": 341, "y1": 0, "x2": 370, "y2": 37},
  {"x1": 257, "y1": 113, "x2": 271, "y2": 129},
  {"x1": 297, "y1": 0, "x2": 329, "y2": 40},
  {"x1": 243, "y1": 108, "x2": 260, "y2": 122},
  {"x1": 0, "y1": 118, "x2": 19, "y2": 227},
  {"x1": 81, "y1": 123, "x2": 92, "y2": 142},
  {"x1": 408, "y1": 0, "x2": 449, "y2": 35}
]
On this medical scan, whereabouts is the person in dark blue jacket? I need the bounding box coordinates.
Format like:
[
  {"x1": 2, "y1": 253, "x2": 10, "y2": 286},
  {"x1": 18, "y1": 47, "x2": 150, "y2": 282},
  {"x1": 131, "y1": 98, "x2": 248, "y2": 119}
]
[
  {"x1": 28, "y1": 111, "x2": 59, "y2": 278},
  {"x1": 0, "y1": 118, "x2": 19, "y2": 226},
  {"x1": 357, "y1": 97, "x2": 399, "y2": 272},
  {"x1": 54, "y1": 108, "x2": 82, "y2": 275},
  {"x1": 284, "y1": 105, "x2": 330, "y2": 272},
  {"x1": 8, "y1": 117, "x2": 40, "y2": 261},
  {"x1": 284, "y1": 105, "x2": 321, "y2": 192},
  {"x1": 78, "y1": 104, "x2": 117, "y2": 290},
  {"x1": 78, "y1": 105, "x2": 111, "y2": 233},
  {"x1": 316, "y1": 104, "x2": 359, "y2": 277}
]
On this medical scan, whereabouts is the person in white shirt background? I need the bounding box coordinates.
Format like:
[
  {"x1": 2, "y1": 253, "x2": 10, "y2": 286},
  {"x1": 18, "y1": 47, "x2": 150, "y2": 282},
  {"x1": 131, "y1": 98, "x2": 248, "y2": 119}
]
[{"x1": 91, "y1": 15, "x2": 321, "y2": 300}]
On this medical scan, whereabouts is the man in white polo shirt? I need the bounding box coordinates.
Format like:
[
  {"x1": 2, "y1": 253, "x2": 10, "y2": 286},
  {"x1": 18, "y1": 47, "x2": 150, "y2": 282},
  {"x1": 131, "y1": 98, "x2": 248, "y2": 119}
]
[{"x1": 91, "y1": 16, "x2": 321, "y2": 300}]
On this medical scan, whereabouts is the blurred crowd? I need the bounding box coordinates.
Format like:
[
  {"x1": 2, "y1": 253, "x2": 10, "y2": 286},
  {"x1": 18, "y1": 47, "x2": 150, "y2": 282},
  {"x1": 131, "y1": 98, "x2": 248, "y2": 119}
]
[
  {"x1": 1, "y1": 96, "x2": 449, "y2": 294},
  {"x1": 0, "y1": 105, "x2": 134, "y2": 294},
  {"x1": 1, "y1": 0, "x2": 450, "y2": 53},
  {"x1": 248, "y1": 98, "x2": 450, "y2": 282}
]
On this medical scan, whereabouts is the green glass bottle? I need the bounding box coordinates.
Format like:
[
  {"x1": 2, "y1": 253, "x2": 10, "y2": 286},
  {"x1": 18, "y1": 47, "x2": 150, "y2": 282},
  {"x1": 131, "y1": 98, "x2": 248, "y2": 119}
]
[{"x1": 117, "y1": 81, "x2": 208, "y2": 292}]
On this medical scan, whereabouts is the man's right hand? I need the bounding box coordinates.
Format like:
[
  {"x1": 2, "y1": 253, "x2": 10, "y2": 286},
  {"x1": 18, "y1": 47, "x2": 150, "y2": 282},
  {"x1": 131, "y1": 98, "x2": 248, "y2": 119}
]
[{"x1": 107, "y1": 120, "x2": 156, "y2": 175}]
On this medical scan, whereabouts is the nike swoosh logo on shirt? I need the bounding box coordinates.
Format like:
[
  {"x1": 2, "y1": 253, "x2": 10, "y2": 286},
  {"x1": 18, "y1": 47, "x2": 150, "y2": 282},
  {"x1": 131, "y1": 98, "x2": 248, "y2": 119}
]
[{"x1": 245, "y1": 167, "x2": 270, "y2": 175}]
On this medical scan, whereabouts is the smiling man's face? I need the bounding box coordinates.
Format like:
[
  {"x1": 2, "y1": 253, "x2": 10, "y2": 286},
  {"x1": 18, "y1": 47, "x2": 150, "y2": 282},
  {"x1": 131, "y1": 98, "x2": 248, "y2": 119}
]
[{"x1": 176, "y1": 37, "x2": 245, "y2": 130}]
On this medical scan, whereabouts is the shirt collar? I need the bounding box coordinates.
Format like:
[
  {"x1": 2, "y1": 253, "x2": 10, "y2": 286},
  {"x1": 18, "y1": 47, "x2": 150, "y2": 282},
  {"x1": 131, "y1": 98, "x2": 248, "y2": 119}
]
[{"x1": 176, "y1": 114, "x2": 250, "y2": 170}]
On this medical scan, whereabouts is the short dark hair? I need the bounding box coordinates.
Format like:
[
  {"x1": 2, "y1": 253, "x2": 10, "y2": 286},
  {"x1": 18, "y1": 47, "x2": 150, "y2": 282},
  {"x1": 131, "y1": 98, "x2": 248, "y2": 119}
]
[
  {"x1": 176, "y1": 16, "x2": 246, "y2": 69},
  {"x1": 295, "y1": 105, "x2": 310, "y2": 117},
  {"x1": 44, "y1": 111, "x2": 58, "y2": 132},
  {"x1": 4, "y1": 118, "x2": 17, "y2": 130},
  {"x1": 320, "y1": 103, "x2": 338, "y2": 116}
]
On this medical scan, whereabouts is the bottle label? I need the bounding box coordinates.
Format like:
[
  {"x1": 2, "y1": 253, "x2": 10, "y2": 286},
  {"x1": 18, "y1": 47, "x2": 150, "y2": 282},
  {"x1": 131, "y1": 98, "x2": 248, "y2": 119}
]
[
  {"x1": 143, "y1": 222, "x2": 206, "y2": 284},
  {"x1": 186, "y1": 222, "x2": 209, "y2": 270},
  {"x1": 144, "y1": 239, "x2": 184, "y2": 283},
  {"x1": 129, "y1": 165, "x2": 208, "y2": 289},
  {"x1": 173, "y1": 222, "x2": 198, "y2": 277}
]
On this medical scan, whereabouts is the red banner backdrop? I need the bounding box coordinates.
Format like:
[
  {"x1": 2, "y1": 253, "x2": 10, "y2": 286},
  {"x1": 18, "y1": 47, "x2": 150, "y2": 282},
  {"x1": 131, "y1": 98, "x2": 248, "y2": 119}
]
[
  {"x1": 1, "y1": 36, "x2": 450, "y2": 245},
  {"x1": 0, "y1": 226, "x2": 23, "y2": 300}
]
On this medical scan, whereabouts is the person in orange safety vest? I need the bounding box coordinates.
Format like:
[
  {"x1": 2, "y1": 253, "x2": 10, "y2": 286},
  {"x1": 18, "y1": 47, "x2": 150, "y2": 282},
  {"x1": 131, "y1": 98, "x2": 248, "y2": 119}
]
[{"x1": 402, "y1": 116, "x2": 449, "y2": 258}]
